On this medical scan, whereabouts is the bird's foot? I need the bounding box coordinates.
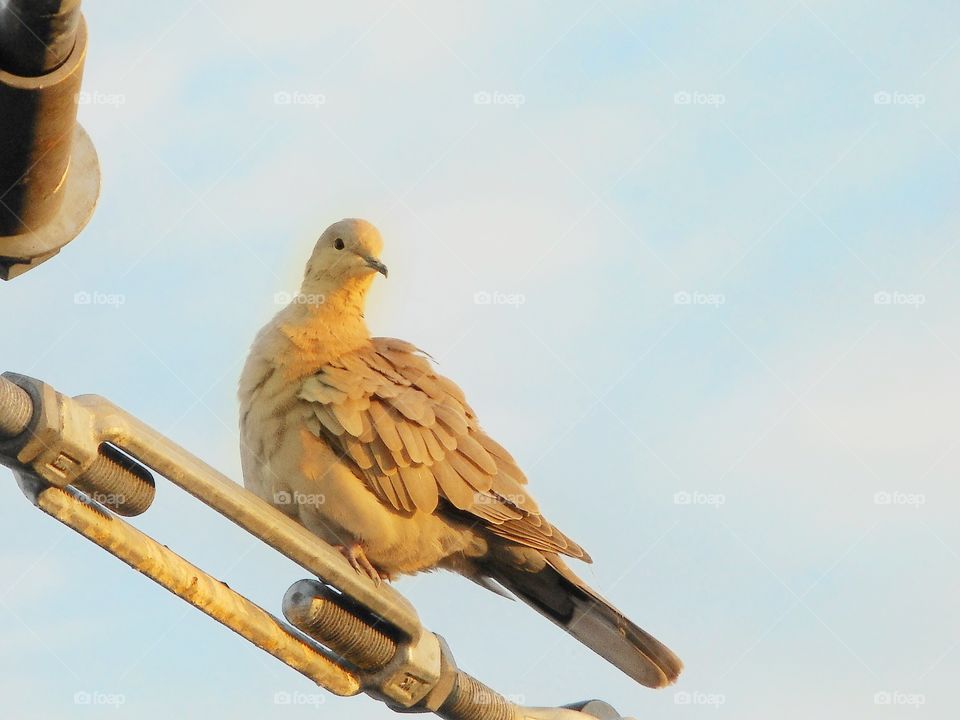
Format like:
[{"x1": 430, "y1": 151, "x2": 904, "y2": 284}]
[{"x1": 335, "y1": 543, "x2": 383, "y2": 585}]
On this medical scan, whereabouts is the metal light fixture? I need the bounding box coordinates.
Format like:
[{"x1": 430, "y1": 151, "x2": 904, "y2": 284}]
[{"x1": 0, "y1": 0, "x2": 100, "y2": 280}]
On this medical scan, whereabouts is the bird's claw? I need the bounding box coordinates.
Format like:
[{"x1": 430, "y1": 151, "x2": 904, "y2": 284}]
[{"x1": 336, "y1": 543, "x2": 382, "y2": 585}]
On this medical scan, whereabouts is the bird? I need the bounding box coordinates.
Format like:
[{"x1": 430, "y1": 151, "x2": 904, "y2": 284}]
[{"x1": 238, "y1": 218, "x2": 683, "y2": 688}]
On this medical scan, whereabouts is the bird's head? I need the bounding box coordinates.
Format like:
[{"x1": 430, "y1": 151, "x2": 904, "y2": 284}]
[{"x1": 300, "y1": 218, "x2": 388, "y2": 298}]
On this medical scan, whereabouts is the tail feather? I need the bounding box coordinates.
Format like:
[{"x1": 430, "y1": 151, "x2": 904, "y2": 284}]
[{"x1": 487, "y1": 554, "x2": 682, "y2": 688}]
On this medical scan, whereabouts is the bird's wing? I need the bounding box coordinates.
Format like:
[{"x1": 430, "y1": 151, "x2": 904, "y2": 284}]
[{"x1": 297, "y1": 337, "x2": 590, "y2": 562}]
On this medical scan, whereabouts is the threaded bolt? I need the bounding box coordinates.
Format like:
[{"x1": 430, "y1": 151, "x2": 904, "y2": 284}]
[
  {"x1": 438, "y1": 672, "x2": 519, "y2": 720},
  {"x1": 73, "y1": 446, "x2": 156, "y2": 517},
  {"x1": 0, "y1": 377, "x2": 155, "y2": 516},
  {"x1": 0, "y1": 376, "x2": 33, "y2": 437},
  {"x1": 284, "y1": 584, "x2": 397, "y2": 670}
]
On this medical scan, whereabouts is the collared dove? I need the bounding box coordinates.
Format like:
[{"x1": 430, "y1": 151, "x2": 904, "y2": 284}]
[{"x1": 239, "y1": 218, "x2": 683, "y2": 688}]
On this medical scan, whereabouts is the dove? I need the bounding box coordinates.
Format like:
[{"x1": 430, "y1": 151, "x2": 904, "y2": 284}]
[{"x1": 238, "y1": 218, "x2": 683, "y2": 688}]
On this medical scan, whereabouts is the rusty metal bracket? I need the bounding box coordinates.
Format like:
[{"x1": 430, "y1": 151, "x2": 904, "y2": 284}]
[{"x1": 0, "y1": 373, "x2": 634, "y2": 720}]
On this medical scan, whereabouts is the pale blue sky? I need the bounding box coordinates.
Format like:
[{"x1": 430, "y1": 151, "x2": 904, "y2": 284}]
[{"x1": 2, "y1": 1, "x2": 959, "y2": 718}]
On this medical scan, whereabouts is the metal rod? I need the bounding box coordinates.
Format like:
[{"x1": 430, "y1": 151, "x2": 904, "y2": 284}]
[
  {"x1": 70, "y1": 393, "x2": 424, "y2": 639},
  {"x1": 15, "y1": 472, "x2": 361, "y2": 698},
  {"x1": 72, "y1": 445, "x2": 156, "y2": 517},
  {"x1": 438, "y1": 673, "x2": 522, "y2": 720},
  {"x1": 283, "y1": 579, "x2": 524, "y2": 718},
  {"x1": 0, "y1": 375, "x2": 420, "y2": 636},
  {"x1": 0, "y1": 374, "x2": 156, "y2": 516},
  {"x1": 283, "y1": 581, "x2": 399, "y2": 671},
  {"x1": 0, "y1": 2, "x2": 100, "y2": 279},
  {"x1": 0, "y1": 375, "x2": 32, "y2": 436},
  {"x1": 0, "y1": 0, "x2": 82, "y2": 77}
]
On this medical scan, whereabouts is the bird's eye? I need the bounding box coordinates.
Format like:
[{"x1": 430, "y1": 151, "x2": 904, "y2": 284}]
[{"x1": 334, "y1": 238, "x2": 345, "y2": 250}]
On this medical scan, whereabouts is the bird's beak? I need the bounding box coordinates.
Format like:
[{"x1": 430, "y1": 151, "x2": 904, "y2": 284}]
[{"x1": 363, "y1": 255, "x2": 388, "y2": 278}]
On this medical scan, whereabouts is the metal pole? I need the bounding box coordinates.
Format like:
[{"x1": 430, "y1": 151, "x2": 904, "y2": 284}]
[
  {"x1": 0, "y1": 0, "x2": 83, "y2": 77},
  {"x1": 0, "y1": 0, "x2": 100, "y2": 279},
  {"x1": 15, "y1": 472, "x2": 360, "y2": 697}
]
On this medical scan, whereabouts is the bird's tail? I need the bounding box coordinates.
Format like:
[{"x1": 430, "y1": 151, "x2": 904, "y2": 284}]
[{"x1": 486, "y1": 554, "x2": 682, "y2": 688}]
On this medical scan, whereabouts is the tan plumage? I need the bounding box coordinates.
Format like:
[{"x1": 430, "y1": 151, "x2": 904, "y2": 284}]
[
  {"x1": 239, "y1": 218, "x2": 682, "y2": 688},
  {"x1": 295, "y1": 337, "x2": 582, "y2": 555}
]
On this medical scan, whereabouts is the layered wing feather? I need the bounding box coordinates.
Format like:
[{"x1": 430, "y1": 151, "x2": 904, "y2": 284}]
[{"x1": 297, "y1": 337, "x2": 590, "y2": 561}]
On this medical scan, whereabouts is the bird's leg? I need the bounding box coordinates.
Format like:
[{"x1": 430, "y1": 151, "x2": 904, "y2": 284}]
[{"x1": 335, "y1": 543, "x2": 382, "y2": 584}]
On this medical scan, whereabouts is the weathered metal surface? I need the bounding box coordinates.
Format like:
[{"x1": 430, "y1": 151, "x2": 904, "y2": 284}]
[
  {"x1": 0, "y1": 374, "x2": 156, "y2": 516},
  {"x1": 16, "y1": 474, "x2": 361, "y2": 697},
  {"x1": 1, "y1": 374, "x2": 632, "y2": 719},
  {"x1": 0, "y1": 0, "x2": 83, "y2": 77},
  {"x1": 0, "y1": 7, "x2": 100, "y2": 279}
]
